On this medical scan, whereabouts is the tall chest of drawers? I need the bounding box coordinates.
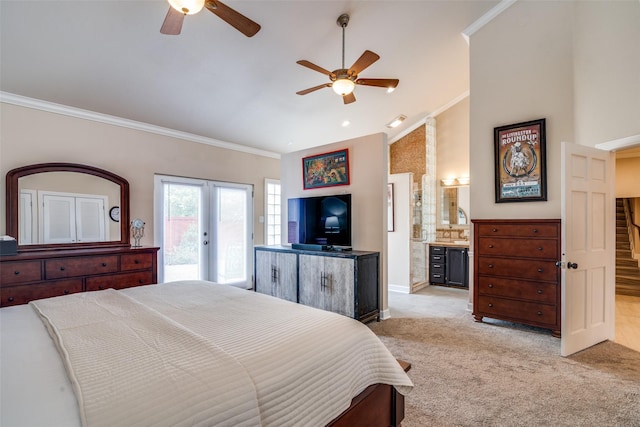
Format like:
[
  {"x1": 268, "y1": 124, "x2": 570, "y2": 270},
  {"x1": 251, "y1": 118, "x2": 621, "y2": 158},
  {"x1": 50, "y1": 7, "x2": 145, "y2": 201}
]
[
  {"x1": 472, "y1": 219, "x2": 561, "y2": 337},
  {"x1": 0, "y1": 247, "x2": 159, "y2": 307}
]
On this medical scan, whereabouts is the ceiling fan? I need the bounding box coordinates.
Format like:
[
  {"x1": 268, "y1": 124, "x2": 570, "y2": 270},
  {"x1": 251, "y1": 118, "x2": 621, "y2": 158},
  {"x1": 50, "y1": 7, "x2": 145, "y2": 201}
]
[
  {"x1": 160, "y1": 0, "x2": 260, "y2": 37},
  {"x1": 296, "y1": 13, "x2": 399, "y2": 105}
]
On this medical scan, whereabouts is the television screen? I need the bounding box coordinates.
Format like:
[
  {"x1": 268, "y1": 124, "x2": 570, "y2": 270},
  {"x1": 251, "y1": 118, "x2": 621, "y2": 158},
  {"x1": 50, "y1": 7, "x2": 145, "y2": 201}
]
[{"x1": 287, "y1": 194, "x2": 351, "y2": 248}]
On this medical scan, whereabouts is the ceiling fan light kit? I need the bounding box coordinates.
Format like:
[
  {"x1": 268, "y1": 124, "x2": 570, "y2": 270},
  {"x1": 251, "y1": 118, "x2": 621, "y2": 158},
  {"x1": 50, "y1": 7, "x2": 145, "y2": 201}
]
[
  {"x1": 168, "y1": 0, "x2": 204, "y2": 15},
  {"x1": 296, "y1": 13, "x2": 399, "y2": 105}
]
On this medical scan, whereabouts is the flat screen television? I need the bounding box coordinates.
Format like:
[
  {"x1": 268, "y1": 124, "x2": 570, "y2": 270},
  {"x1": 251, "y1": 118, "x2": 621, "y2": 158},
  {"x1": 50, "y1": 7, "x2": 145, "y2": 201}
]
[{"x1": 287, "y1": 194, "x2": 352, "y2": 248}]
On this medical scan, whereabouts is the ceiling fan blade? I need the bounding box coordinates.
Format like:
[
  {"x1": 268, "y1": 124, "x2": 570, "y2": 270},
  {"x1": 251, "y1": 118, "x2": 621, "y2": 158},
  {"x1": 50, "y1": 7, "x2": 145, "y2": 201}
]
[
  {"x1": 205, "y1": 0, "x2": 261, "y2": 37},
  {"x1": 348, "y1": 50, "x2": 380, "y2": 76},
  {"x1": 296, "y1": 60, "x2": 336, "y2": 79},
  {"x1": 296, "y1": 83, "x2": 332, "y2": 96},
  {"x1": 160, "y1": 6, "x2": 185, "y2": 35},
  {"x1": 356, "y1": 78, "x2": 400, "y2": 90},
  {"x1": 343, "y1": 93, "x2": 356, "y2": 105}
]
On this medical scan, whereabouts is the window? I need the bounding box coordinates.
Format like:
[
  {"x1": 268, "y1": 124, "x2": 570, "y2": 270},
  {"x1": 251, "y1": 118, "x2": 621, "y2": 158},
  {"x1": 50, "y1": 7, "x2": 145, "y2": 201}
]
[{"x1": 265, "y1": 179, "x2": 281, "y2": 245}]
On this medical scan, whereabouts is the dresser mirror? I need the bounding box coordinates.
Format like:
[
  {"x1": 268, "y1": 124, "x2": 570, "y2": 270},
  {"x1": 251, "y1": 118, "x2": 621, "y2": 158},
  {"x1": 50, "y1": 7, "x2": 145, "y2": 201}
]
[
  {"x1": 6, "y1": 163, "x2": 130, "y2": 251},
  {"x1": 439, "y1": 185, "x2": 470, "y2": 226}
]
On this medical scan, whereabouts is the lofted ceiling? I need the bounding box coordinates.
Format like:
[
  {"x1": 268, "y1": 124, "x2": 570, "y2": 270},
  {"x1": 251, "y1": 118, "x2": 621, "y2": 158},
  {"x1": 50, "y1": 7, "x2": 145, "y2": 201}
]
[{"x1": 0, "y1": 0, "x2": 500, "y2": 155}]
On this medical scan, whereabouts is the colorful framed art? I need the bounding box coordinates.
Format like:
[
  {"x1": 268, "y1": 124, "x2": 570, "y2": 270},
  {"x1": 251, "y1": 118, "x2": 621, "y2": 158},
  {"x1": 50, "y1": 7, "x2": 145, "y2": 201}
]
[
  {"x1": 494, "y1": 118, "x2": 547, "y2": 203},
  {"x1": 302, "y1": 149, "x2": 350, "y2": 190}
]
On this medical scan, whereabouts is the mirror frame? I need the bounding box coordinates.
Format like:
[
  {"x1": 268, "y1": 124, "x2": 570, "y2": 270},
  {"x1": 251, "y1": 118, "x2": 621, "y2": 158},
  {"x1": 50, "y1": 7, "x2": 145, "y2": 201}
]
[
  {"x1": 438, "y1": 184, "x2": 470, "y2": 228},
  {"x1": 6, "y1": 163, "x2": 130, "y2": 252}
]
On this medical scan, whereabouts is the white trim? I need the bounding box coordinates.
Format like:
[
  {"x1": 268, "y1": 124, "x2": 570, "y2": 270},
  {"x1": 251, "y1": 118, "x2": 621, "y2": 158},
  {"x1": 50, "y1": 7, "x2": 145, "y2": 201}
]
[
  {"x1": 388, "y1": 284, "x2": 410, "y2": 294},
  {"x1": 389, "y1": 91, "x2": 469, "y2": 144},
  {"x1": 595, "y1": 134, "x2": 640, "y2": 152},
  {"x1": 379, "y1": 308, "x2": 391, "y2": 320},
  {"x1": 462, "y1": 0, "x2": 518, "y2": 43},
  {"x1": 0, "y1": 91, "x2": 281, "y2": 160}
]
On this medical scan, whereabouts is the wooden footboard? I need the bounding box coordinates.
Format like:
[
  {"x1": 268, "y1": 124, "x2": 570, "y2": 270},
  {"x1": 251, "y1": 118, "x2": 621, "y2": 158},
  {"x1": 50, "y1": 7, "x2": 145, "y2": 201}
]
[{"x1": 327, "y1": 360, "x2": 411, "y2": 427}]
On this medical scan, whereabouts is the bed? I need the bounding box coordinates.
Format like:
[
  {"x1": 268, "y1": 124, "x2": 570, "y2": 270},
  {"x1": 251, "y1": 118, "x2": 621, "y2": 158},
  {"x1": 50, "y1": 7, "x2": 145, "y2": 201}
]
[{"x1": 0, "y1": 280, "x2": 413, "y2": 426}]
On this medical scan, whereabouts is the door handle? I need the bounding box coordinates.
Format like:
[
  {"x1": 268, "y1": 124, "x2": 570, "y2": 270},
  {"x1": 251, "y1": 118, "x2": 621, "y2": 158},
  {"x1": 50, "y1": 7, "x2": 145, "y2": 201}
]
[{"x1": 567, "y1": 262, "x2": 578, "y2": 269}]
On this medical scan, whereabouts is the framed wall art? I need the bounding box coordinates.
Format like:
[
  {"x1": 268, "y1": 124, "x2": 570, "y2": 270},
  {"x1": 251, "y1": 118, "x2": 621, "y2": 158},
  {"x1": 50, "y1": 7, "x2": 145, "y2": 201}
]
[
  {"x1": 302, "y1": 149, "x2": 350, "y2": 190},
  {"x1": 494, "y1": 118, "x2": 547, "y2": 203}
]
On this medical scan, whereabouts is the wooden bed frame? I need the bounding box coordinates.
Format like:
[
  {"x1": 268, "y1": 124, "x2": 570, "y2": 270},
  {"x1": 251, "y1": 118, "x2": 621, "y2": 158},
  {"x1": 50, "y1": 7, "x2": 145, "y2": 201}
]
[{"x1": 329, "y1": 360, "x2": 410, "y2": 427}]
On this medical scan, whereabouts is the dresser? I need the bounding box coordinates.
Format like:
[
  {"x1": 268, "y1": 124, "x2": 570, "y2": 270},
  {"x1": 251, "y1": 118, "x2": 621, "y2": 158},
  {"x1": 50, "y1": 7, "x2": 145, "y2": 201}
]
[
  {"x1": 0, "y1": 247, "x2": 159, "y2": 307},
  {"x1": 254, "y1": 246, "x2": 379, "y2": 323},
  {"x1": 472, "y1": 219, "x2": 561, "y2": 337}
]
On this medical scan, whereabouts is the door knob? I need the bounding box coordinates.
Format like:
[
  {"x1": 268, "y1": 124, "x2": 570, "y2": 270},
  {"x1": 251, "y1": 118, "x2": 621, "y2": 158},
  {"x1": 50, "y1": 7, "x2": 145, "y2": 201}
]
[{"x1": 567, "y1": 262, "x2": 578, "y2": 269}]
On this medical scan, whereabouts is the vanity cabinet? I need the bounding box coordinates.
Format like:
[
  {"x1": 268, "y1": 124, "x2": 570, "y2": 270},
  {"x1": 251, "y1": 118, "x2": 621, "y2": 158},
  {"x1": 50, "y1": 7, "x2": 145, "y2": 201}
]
[
  {"x1": 254, "y1": 246, "x2": 379, "y2": 322},
  {"x1": 0, "y1": 247, "x2": 159, "y2": 307},
  {"x1": 429, "y1": 245, "x2": 469, "y2": 288},
  {"x1": 472, "y1": 219, "x2": 561, "y2": 336},
  {"x1": 255, "y1": 249, "x2": 298, "y2": 302}
]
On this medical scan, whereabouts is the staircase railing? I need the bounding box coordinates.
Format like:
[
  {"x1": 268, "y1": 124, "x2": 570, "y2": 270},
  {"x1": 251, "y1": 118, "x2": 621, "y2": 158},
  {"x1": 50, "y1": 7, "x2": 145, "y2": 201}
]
[{"x1": 622, "y1": 198, "x2": 640, "y2": 267}]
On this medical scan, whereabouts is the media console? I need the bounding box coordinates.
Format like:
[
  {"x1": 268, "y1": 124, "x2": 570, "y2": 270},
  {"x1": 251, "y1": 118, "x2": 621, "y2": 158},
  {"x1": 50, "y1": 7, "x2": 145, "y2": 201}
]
[{"x1": 254, "y1": 245, "x2": 379, "y2": 323}]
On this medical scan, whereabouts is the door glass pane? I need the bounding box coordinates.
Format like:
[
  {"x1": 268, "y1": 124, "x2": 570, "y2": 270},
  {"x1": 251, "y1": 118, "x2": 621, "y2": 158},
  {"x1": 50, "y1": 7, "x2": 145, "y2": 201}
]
[
  {"x1": 216, "y1": 187, "x2": 247, "y2": 284},
  {"x1": 163, "y1": 183, "x2": 202, "y2": 282}
]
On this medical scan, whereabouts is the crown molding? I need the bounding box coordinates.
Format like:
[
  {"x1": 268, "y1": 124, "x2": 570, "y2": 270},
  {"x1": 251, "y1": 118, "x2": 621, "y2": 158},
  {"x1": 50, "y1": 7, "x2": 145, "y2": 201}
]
[
  {"x1": 595, "y1": 134, "x2": 640, "y2": 152},
  {"x1": 0, "y1": 91, "x2": 281, "y2": 159},
  {"x1": 462, "y1": 0, "x2": 518, "y2": 44},
  {"x1": 389, "y1": 91, "x2": 470, "y2": 144}
]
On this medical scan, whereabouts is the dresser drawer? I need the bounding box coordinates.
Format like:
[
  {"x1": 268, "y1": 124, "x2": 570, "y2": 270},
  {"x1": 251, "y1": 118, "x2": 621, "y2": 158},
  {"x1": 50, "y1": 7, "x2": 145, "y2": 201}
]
[
  {"x1": 430, "y1": 254, "x2": 445, "y2": 263},
  {"x1": 121, "y1": 253, "x2": 154, "y2": 271},
  {"x1": 430, "y1": 263, "x2": 445, "y2": 273},
  {"x1": 1, "y1": 279, "x2": 83, "y2": 307},
  {"x1": 45, "y1": 255, "x2": 119, "y2": 279},
  {"x1": 476, "y1": 276, "x2": 557, "y2": 304},
  {"x1": 477, "y1": 223, "x2": 558, "y2": 238},
  {"x1": 477, "y1": 238, "x2": 558, "y2": 259},
  {"x1": 0, "y1": 261, "x2": 42, "y2": 286},
  {"x1": 477, "y1": 257, "x2": 559, "y2": 282},
  {"x1": 430, "y1": 272, "x2": 446, "y2": 284},
  {"x1": 430, "y1": 246, "x2": 446, "y2": 255},
  {"x1": 476, "y1": 295, "x2": 557, "y2": 326},
  {"x1": 86, "y1": 271, "x2": 154, "y2": 291}
]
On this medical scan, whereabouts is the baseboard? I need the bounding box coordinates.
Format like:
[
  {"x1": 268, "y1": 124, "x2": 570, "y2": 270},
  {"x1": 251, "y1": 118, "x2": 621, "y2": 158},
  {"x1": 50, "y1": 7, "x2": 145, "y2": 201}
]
[
  {"x1": 388, "y1": 284, "x2": 410, "y2": 294},
  {"x1": 380, "y1": 308, "x2": 391, "y2": 320}
]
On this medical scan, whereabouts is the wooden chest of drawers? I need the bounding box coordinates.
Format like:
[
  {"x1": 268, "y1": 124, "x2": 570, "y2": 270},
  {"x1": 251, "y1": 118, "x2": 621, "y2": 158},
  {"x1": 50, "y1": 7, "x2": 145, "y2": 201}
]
[
  {"x1": 0, "y1": 247, "x2": 159, "y2": 307},
  {"x1": 472, "y1": 219, "x2": 561, "y2": 337}
]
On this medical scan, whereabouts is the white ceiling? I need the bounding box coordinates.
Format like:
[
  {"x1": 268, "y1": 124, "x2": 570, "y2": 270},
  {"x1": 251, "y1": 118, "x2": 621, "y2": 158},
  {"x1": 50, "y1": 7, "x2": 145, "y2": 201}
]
[{"x1": 1, "y1": 0, "x2": 500, "y2": 155}]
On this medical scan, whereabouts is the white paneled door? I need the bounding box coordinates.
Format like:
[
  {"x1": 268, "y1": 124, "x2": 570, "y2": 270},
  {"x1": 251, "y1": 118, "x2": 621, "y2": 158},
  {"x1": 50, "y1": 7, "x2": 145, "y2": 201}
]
[
  {"x1": 155, "y1": 175, "x2": 253, "y2": 288},
  {"x1": 561, "y1": 142, "x2": 615, "y2": 356}
]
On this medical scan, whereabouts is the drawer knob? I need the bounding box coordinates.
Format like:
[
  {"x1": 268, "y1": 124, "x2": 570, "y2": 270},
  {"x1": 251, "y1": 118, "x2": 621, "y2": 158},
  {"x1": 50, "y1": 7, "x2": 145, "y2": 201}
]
[
  {"x1": 139, "y1": 279, "x2": 144, "y2": 284},
  {"x1": 8, "y1": 297, "x2": 14, "y2": 302},
  {"x1": 537, "y1": 311, "x2": 543, "y2": 316},
  {"x1": 533, "y1": 229, "x2": 538, "y2": 233},
  {"x1": 102, "y1": 263, "x2": 107, "y2": 267},
  {"x1": 488, "y1": 303, "x2": 493, "y2": 308},
  {"x1": 14, "y1": 271, "x2": 19, "y2": 275},
  {"x1": 488, "y1": 264, "x2": 494, "y2": 268},
  {"x1": 537, "y1": 290, "x2": 543, "y2": 294},
  {"x1": 538, "y1": 247, "x2": 543, "y2": 251},
  {"x1": 99, "y1": 286, "x2": 104, "y2": 290},
  {"x1": 492, "y1": 228, "x2": 498, "y2": 232},
  {"x1": 64, "y1": 289, "x2": 70, "y2": 295},
  {"x1": 134, "y1": 259, "x2": 140, "y2": 264},
  {"x1": 488, "y1": 284, "x2": 494, "y2": 288},
  {"x1": 60, "y1": 266, "x2": 65, "y2": 271},
  {"x1": 488, "y1": 244, "x2": 494, "y2": 248},
  {"x1": 538, "y1": 268, "x2": 543, "y2": 273}
]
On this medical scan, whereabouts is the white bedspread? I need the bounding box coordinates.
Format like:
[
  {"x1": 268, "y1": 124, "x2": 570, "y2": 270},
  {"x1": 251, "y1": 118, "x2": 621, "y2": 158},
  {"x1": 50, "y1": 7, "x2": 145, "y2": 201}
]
[{"x1": 7, "y1": 281, "x2": 412, "y2": 427}]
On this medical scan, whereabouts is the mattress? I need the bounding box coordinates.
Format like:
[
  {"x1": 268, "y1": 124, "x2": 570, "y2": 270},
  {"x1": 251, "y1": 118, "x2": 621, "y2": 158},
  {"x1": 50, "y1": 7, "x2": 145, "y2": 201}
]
[{"x1": 1, "y1": 280, "x2": 412, "y2": 427}]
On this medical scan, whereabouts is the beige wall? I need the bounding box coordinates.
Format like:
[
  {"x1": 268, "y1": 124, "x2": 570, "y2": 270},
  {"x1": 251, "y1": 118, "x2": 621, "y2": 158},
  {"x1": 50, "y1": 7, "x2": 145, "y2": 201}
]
[
  {"x1": 436, "y1": 96, "x2": 470, "y2": 182},
  {"x1": 0, "y1": 103, "x2": 281, "y2": 247},
  {"x1": 616, "y1": 157, "x2": 640, "y2": 198},
  {"x1": 470, "y1": 1, "x2": 575, "y2": 221},
  {"x1": 281, "y1": 133, "x2": 390, "y2": 316}
]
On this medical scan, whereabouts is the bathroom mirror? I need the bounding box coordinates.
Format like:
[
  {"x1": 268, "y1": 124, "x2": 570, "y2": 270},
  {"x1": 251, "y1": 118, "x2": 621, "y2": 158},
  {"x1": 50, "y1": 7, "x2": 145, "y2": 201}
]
[
  {"x1": 439, "y1": 185, "x2": 470, "y2": 226},
  {"x1": 6, "y1": 163, "x2": 130, "y2": 251}
]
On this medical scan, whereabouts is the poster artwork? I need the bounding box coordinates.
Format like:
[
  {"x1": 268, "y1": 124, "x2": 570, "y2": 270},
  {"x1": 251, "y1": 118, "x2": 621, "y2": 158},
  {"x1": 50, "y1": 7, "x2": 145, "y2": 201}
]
[{"x1": 494, "y1": 119, "x2": 546, "y2": 202}]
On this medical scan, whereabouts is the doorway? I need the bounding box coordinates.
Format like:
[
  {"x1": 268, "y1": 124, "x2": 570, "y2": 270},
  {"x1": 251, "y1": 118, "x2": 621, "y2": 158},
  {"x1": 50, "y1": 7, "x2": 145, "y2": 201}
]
[{"x1": 154, "y1": 175, "x2": 253, "y2": 288}]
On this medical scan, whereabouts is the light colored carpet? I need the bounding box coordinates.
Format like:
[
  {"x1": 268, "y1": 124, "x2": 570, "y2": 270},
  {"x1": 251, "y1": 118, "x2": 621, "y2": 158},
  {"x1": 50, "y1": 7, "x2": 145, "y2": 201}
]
[{"x1": 369, "y1": 315, "x2": 640, "y2": 426}]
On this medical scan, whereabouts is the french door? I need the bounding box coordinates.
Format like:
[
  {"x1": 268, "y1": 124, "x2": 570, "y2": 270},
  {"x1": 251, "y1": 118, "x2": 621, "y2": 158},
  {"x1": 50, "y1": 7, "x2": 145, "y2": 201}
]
[{"x1": 154, "y1": 175, "x2": 253, "y2": 288}]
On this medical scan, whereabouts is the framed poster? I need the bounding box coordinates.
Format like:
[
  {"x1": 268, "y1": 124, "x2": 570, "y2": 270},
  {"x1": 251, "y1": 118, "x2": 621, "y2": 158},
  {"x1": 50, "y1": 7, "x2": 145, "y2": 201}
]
[
  {"x1": 494, "y1": 118, "x2": 547, "y2": 203},
  {"x1": 302, "y1": 149, "x2": 350, "y2": 190}
]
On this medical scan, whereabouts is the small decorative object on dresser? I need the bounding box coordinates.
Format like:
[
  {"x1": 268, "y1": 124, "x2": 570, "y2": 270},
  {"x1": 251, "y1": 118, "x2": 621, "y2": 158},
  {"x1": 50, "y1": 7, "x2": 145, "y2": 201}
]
[
  {"x1": 131, "y1": 218, "x2": 145, "y2": 247},
  {"x1": 472, "y1": 219, "x2": 561, "y2": 337}
]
